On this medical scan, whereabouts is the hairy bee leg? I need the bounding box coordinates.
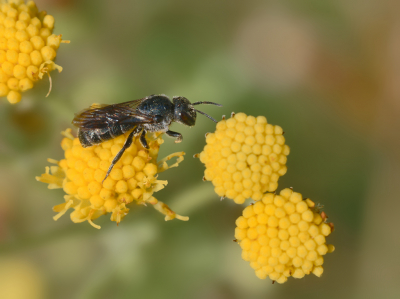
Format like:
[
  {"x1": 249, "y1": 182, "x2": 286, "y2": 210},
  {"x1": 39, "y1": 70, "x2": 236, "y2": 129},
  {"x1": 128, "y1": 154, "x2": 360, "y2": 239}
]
[
  {"x1": 139, "y1": 129, "x2": 149, "y2": 149},
  {"x1": 166, "y1": 130, "x2": 182, "y2": 143},
  {"x1": 103, "y1": 129, "x2": 136, "y2": 182}
]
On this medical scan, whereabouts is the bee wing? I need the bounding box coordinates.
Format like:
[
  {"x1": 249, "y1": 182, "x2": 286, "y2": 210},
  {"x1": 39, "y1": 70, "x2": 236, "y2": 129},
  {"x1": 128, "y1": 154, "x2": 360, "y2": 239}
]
[{"x1": 72, "y1": 98, "x2": 154, "y2": 129}]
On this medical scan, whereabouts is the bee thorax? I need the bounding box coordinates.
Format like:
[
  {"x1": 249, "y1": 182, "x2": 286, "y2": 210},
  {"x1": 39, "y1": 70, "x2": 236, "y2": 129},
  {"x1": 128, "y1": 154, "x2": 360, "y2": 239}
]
[{"x1": 143, "y1": 121, "x2": 170, "y2": 133}]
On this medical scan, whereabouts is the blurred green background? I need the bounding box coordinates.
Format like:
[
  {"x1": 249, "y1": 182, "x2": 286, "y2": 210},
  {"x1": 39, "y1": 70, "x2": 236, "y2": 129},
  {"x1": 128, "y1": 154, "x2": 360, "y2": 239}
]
[{"x1": 1, "y1": 0, "x2": 399, "y2": 298}]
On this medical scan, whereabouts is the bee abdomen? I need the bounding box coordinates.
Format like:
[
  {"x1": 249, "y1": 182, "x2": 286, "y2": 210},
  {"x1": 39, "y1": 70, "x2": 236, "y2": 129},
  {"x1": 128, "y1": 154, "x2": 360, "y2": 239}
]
[
  {"x1": 78, "y1": 129, "x2": 103, "y2": 147},
  {"x1": 78, "y1": 124, "x2": 137, "y2": 147}
]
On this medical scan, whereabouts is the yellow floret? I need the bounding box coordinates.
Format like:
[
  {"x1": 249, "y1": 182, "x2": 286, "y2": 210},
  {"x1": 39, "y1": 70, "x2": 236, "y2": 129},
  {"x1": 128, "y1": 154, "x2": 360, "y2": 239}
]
[
  {"x1": 6, "y1": 89, "x2": 20, "y2": 103},
  {"x1": 198, "y1": 113, "x2": 289, "y2": 203},
  {"x1": 0, "y1": 0, "x2": 69, "y2": 104},
  {"x1": 18, "y1": 52, "x2": 30, "y2": 65},
  {"x1": 235, "y1": 188, "x2": 334, "y2": 283},
  {"x1": 36, "y1": 129, "x2": 187, "y2": 228}
]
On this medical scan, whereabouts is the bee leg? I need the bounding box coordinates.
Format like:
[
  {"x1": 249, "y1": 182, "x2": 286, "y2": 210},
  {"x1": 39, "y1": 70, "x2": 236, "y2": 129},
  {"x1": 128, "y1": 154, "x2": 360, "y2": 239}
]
[
  {"x1": 139, "y1": 129, "x2": 149, "y2": 149},
  {"x1": 166, "y1": 130, "x2": 182, "y2": 143},
  {"x1": 103, "y1": 130, "x2": 135, "y2": 182}
]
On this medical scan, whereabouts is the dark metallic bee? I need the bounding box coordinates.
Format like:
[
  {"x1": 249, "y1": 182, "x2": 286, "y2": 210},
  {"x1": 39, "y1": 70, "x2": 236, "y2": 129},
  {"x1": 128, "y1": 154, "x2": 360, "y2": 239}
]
[{"x1": 72, "y1": 94, "x2": 221, "y2": 181}]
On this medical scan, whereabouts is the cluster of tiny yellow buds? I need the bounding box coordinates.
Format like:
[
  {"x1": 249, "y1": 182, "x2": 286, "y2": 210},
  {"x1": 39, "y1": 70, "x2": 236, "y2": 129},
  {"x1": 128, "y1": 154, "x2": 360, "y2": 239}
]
[
  {"x1": 235, "y1": 188, "x2": 335, "y2": 284},
  {"x1": 0, "y1": 0, "x2": 69, "y2": 104},
  {"x1": 198, "y1": 112, "x2": 289, "y2": 204},
  {"x1": 36, "y1": 129, "x2": 187, "y2": 229}
]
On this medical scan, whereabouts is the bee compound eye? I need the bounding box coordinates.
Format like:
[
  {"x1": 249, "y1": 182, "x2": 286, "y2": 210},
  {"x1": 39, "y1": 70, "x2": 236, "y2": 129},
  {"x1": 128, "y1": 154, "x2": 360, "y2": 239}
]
[
  {"x1": 180, "y1": 111, "x2": 189, "y2": 122},
  {"x1": 180, "y1": 111, "x2": 195, "y2": 126}
]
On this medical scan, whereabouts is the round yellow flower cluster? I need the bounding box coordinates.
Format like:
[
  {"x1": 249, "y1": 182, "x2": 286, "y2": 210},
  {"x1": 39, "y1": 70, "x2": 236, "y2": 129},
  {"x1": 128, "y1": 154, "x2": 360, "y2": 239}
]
[
  {"x1": 0, "y1": 258, "x2": 45, "y2": 299},
  {"x1": 36, "y1": 129, "x2": 187, "y2": 229},
  {"x1": 198, "y1": 112, "x2": 289, "y2": 204},
  {"x1": 235, "y1": 188, "x2": 335, "y2": 283},
  {"x1": 0, "y1": 0, "x2": 69, "y2": 104}
]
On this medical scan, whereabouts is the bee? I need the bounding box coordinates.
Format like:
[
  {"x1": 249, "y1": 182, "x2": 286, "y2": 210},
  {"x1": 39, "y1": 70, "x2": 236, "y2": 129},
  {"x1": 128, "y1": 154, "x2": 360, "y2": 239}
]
[{"x1": 72, "y1": 94, "x2": 221, "y2": 181}]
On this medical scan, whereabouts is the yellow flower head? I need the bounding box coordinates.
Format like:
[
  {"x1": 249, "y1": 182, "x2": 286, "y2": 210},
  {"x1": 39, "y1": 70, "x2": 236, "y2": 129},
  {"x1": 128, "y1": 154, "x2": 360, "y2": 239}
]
[
  {"x1": 0, "y1": 0, "x2": 69, "y2": 104},
  {"x1": 0, "y1": 258, "x2": 45, "y2": 299},
  {"x1": 36, "y1": 129, "x2": 187, "y2": 229},
  {"x1": 235, "y1": 188, "x2": 335, "y2": 284},
  {"x1": 198, "y1": 112, "x2": 289, "y2": 204}
]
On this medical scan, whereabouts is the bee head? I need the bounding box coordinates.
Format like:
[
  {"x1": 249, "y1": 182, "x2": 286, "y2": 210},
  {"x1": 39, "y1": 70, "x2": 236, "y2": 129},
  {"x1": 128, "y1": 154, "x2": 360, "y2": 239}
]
[
  {"x1": 173, "y1": 97, "x2": 197, "y2": 127},
  {"x1": 173, "y1": 96, "x2": 222, "y2": 126}
]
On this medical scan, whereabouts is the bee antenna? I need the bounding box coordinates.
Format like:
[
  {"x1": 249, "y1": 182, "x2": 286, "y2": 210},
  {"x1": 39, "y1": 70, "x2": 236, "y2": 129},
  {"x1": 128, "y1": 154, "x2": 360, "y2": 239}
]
[
  {"x1": 194, "y1": 109, "x2": 218, "y2": 123},
  {"x1": 191, "y1": 101, "x2": 222, "y2": 107}
]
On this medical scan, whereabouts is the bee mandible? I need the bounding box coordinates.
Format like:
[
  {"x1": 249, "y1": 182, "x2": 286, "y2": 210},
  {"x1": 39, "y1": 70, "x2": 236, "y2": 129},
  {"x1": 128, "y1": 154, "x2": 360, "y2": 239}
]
[{"x1": 72, "y1": 94, "x2": 222, "y2": 181}]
